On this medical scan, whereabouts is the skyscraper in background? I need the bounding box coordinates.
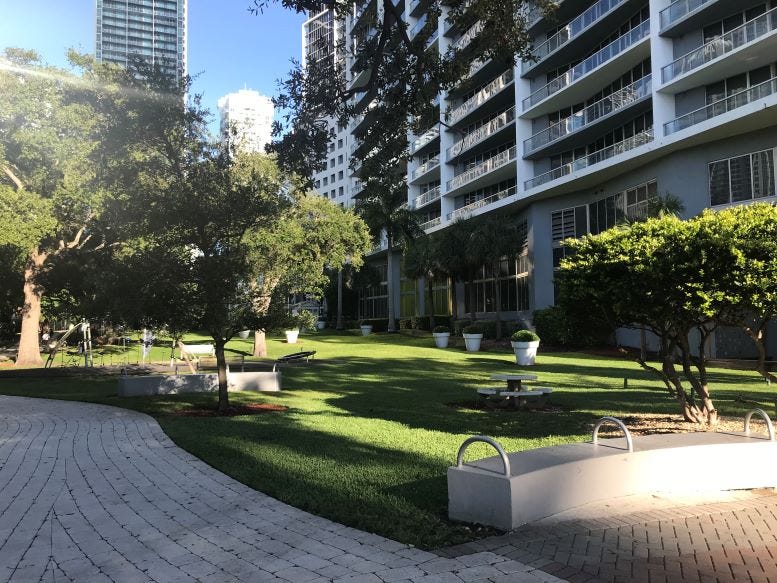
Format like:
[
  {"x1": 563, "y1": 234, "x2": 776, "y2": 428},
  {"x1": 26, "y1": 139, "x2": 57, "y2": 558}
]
[
  {"x1": 217, "y1": 89, "x2": 274, "y2": 154},
  {"x1": 95, "y1": 0, "x2": 187, "y2": 81}
]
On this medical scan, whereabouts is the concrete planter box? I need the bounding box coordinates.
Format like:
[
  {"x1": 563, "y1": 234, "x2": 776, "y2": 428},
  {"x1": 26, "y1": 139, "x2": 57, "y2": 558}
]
[
  {"x1": 511, "y1": 340, "x2": 539, "y2": 365},
  {"x1": 433, "y1": 332, "x2": 450, "y2": 348},
  {"x1": 118, "y1": 371, "x2": 281, "y2": 397},
  {"x1": 360, "y1": 325, "x2": 373, "y2": 336},
  {"x1": 285, "y1": 329, "x2": 299, "y2": 344},
  {"x1": 316, "y1": 320, "x2": 326, "y2": 330},
  {"x1": 238, "y1": 330, "x2": 251, "y2": 339},
  {"x1": 462, "y1": 333, "x2": 483, "y2": 352}
]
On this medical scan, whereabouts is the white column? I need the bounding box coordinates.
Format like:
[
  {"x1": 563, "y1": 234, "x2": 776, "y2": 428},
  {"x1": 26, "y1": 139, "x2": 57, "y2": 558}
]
[{"x1": 649, "y1": 0, "x2": 676, "y2": 143}]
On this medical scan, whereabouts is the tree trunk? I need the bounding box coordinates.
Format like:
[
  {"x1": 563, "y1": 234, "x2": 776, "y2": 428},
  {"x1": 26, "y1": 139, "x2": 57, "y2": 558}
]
[
  {"x1": 336, "y1": 269, "x2": 344, "y2": 330},
  {"x1": 426, "y1": 276, "x2": 436, "y2": 330},
  {"x1": 661, "y1": 353, "x2": 707, "y2": 424},
  {"x1": 386, "y1": 249, "x2": 396, "y2": 332},
  {"x1": 449, "y1": 277, "x2": 458, "y2": 321},
  {"x1": 252, "y1": 330, "x2": 267, "y2": 358},
  {"x1": 493, "y1": 264, "x2": 502, "y2": 340},
  {"x1": 745, "y1": 323, "x2": 777, "y2": 383},
  {"x1": 468, "y1": 270, "x2": 476, "y2": 321},
  {"x1": 215, "y1": 339, "x2": 230, "y2": 413},
  {"x1": 16, "y1": 249, "x2": 46, "y2": 366},
  {"x1": 678, "y1": 335, "x2": 718, "y2": 426}
]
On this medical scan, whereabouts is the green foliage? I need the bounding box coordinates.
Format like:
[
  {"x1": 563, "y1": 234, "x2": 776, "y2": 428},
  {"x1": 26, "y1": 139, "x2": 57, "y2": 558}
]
[
  {"x1": 533, "y1": 306, "x2": 611, "y2": 348},
  {"x1": 432, "y1": 325, "x2": 450, "y2": 334},
  {"x1": 511, "y1": 329, "x2": 539, "y2": 343},
  {"x1": 462, "y1": 324, "x2": 482, "y2": 335},
  {"x1": 295, "y1": 309, "x2": 317, "y2": 331},
  {"x1": 359, "y1": 318, "x2": 388, "y2": 332}
]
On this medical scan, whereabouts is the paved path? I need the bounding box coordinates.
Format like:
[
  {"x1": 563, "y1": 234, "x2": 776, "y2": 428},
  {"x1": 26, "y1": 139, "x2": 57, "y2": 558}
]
[{"x1": 0, "y1": 396, "x2": 559, "y2": 583}]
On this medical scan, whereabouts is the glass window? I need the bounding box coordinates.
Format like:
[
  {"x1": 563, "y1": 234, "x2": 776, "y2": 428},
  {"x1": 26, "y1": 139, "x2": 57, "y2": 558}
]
[{"x1": 709, "y1": 160, "x2": 730, "y2": 206}]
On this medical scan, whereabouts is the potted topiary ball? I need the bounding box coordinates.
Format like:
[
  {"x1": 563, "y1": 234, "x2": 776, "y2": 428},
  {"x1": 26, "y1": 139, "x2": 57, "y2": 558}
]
[
  {"x1": 432, "y1": 325, "x2": 451, "y2": 348},
  {"x1": 462, "y1": 324, "x2": 484, "y2": 352},
  {"x1": 511, "y1": 329, "x2": 540, "y2": 365}
]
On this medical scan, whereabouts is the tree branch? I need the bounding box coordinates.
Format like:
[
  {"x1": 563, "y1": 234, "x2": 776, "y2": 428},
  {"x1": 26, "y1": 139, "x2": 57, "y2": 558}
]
[{"x1": 1, "y1": 164, "x2": 25, "y2": 191}]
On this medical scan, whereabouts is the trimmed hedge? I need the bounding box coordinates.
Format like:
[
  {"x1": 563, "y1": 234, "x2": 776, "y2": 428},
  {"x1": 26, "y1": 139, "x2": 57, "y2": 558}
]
[
  {"x1": 398, "y1": 315, "x2": 451, "y2": 331},
  {"x1": 533, "y1": 306, "x2": 611, "y2": 347}
]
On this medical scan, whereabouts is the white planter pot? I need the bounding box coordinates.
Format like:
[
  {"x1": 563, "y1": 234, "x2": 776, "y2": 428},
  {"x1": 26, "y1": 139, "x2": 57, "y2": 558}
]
[
  {"x1": 285, "y1": 329, "x2": 299, "y2": 344},
  {"x1": 463, "y1": 333, "x2": 483, "y2": 352},
  {"x1": 360, "y1": 325, "x2": 373, "y2": 336},
  {"x1": 511, "y1": 340, "x2": 539, "y2": 365},
  {"x1": 238, "y1": 330, "x2": 251, "y2": 339},
  {"x1": 433, "y1": 332, "x2": 450, "y2": 349},
  {"x1": 316, "y1": 321, "x2": 326, "y2": 330}
]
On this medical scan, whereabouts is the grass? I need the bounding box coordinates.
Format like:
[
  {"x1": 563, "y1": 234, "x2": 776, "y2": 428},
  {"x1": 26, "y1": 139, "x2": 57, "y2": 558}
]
[{"x1": 0, "y1": 330, "x2": 773, "y2": 548}]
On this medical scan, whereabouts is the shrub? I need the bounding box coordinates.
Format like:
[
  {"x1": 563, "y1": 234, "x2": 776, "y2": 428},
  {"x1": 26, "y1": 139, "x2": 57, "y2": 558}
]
[
  {"x1": 533, "y1": 306, "x2": 611, "y2": 347},
  {"x1": 511, "y1": 329, "x2": 540, "y2": 343},
  {"x1": 399, "y1": 318, "x2": 413, "y2": 330},
  {"x1": 359, "y1": 318, "x2": 388, "y2": 332},
  {"x1": 432, "y1": 325, "x2": 450, "y2": 333},
  {"x1": 462, "y1": 324, "x2": 483, "y2": 335}
]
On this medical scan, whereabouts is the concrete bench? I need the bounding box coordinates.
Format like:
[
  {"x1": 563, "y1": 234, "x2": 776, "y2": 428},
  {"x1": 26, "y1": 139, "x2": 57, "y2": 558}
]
[
  {"x1": 476, "y1": 387, "x2": 551, "y2": 408},
  {"x1": 448, "y1": 411, "x2": 777, "y2": 530},
  {"x1": 197, "y1": 355, "x2": 245, "y2": 372},
  {"x1": 179, "y1": 343, "x2": 215, "y2": 358}
]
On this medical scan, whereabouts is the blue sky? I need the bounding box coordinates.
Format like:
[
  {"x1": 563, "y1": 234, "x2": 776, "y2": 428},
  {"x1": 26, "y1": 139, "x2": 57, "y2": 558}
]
[{"x1": 0, "y1": 0, "x2": 306, "y2": 134}]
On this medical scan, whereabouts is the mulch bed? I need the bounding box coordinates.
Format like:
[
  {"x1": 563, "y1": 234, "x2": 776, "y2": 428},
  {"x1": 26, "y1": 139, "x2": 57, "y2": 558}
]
[{"x1": 171, "y1": 403, "x2": 288, "y2": 417}]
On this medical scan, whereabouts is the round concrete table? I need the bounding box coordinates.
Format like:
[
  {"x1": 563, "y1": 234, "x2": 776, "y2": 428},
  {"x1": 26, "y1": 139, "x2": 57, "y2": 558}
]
[{"x1": 490, "y1": 373, "x2": 538, "y2": 391}]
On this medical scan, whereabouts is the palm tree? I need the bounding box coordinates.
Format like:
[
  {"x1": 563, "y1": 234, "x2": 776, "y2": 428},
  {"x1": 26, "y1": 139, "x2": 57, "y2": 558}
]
[{"x1": 403, "y1": 234, "x2": 441, "y2": 329}]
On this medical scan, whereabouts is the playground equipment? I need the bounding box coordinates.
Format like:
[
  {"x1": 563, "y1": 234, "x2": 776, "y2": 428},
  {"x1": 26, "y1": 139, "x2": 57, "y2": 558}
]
[{"x1": 44, "y1": 322, "x2": 94, "y2": 368}]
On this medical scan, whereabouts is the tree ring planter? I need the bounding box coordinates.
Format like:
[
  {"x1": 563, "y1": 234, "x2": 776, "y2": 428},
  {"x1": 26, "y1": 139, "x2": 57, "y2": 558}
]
[
  {"x1": 433, "y1": 332, "x2": 450, "y2": 349},
  {"x1": 512, "y1": 340, "x2": 539, "y2": 365},
  {"x1": 238, "y1": 330, "x2": 251, "y2": 339},
  {"x1": 463, "y1": 333, "x2": 483, "y2": 352},
  {"x1": 118, "y1": 371, "x2": 281, "y2": 396},
  {"x1": 285, "y1": 329, "x2": 299, "y2": 344},
  {"x1": 360, "y1": 325, "x2": 373, "y2": 336}
]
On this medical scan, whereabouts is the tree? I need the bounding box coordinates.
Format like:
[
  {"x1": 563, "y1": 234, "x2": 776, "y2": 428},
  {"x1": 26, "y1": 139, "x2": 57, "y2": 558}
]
[
  {"x1": 434, "y1": 219, "x2": 476, "y2": 322},
  {"x1": 0, "y1": 48, "x2": 111, "y2": 365},
  {"x1": 403, "y1": 234, "x2": 441, "y2": 328}
]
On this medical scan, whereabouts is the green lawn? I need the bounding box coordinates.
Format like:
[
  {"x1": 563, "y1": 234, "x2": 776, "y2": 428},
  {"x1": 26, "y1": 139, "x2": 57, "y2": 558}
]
[{"x1": 0, "y1": 331, "x2": 772, "y2": 548}]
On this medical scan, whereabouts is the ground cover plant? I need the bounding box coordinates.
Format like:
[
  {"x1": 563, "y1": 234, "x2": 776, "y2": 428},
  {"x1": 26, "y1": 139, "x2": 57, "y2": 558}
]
[{"x1": 0, "y1": 332, "x2": 772, "y2": 548}]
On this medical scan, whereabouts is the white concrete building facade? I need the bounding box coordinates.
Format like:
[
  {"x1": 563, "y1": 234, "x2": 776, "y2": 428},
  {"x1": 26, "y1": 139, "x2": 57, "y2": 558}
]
[{"x1": 217, "y1": 89, "x2": 274, "y2": 154}]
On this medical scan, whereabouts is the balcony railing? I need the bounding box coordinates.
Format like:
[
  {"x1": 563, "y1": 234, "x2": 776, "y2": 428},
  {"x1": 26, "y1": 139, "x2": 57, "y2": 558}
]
[
  {"x1": 448, "y1": 69, "x2": 514, "y2": 125},
  {"x1": 413, "y1": 185, "x2": 442, "y2": 208},
  {"x1": 660, "y1": 0, "x2": 715, "y2": 30},
  {"x1": 420, "y1": 217, "x2": 442, "y2": 230},
  {"x1": 525, "y1": 128, "x2": 653, "y2": 189},
  {"x1": 524, "y1": 75, "x2": 652, "y2": 152},
  {"x1": 664, "y1": 77, "x2": 777, "y2": 134},
  {"x1": 452, "y1": 20, "x2": 483, "y2": 51},
  {"x1": 466, "y1": 57, "x2": 489, "y2": 78},
  {"x1": 662, "y1": 7, "x2": 777, "y2": 83},
  {"x1": 533, "y1": 0, "x2": 628, "y2": 62},
  {"x1": 524, "y1": 20, "x2": 650, "y2": 110},
  {"x1": 409, "y1": 14, "x2": 428, "y2": 39},
  {"x1": 411, "y1": 155, "x2": 440, "y2": 180},
  {"x1": 447, "y1": 145, "x2": 517, "y2": 191},
  {"x1": 410, "y1": 126, "x2": 440, "y2": 154},
  {"x1": 446, "y1": 185, "x2": 517, "y2": 221},
  {"x1": 447, "y1": 107, "x2": 516, "y2": 160}
]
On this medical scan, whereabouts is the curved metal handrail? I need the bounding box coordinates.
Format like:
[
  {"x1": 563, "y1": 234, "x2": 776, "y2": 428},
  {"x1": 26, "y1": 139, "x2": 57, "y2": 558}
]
[
  {"x1": 456, "y1": 436, "x2": 511, "y2": 477},
  {"x1": 592, "y1": 416, "x2": 634, "y2": 452},
  {"x1": 743, "y1": 408, "x2": 776, "y2": 441}
]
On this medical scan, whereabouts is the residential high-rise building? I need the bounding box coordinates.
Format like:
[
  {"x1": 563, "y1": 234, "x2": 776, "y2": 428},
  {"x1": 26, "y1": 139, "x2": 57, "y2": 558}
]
[
  {"x1": 95, "y1": 0, "x2": 187, "y2": 81},
  {"x1": 322, "y1": 0, "x2": 777, "y2": 355},
  {"x1": 217, "y1": 89, "x2": 274, "y2": 154},
  {"x1": 303, "y1": 8, "x2": 355, "y2": 208}
]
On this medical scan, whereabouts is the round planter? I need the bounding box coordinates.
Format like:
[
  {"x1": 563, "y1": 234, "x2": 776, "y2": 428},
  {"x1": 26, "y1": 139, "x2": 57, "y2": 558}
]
[
  {"x1": 432, "y1": 332, "x2": 450, "y2": 349},
  {"x1": 316, "y1": 320, "x2": 326, "y2": 331},
  {"x1": 511, "y1": 340, "x2": 539, "y2": 365},
  {"x1": 360, "y1": 325, "x2": 373, "y2": 336},
  {"x1": 238, "y1": 330, "x2": 251, "y2": 339},
  {"x1": 285, "y1": 329, "x2": 299, "y2": 344},
  {"x1": 462, "y1": 333, "x2": 483, "y2": 352}
]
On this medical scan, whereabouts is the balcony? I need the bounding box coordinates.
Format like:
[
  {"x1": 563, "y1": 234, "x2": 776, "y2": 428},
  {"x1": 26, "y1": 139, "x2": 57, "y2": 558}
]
[
  {"x1": 525, "y1": 128, "x2": 653, "y2": 190},
  {"x1": 447, "y1": 69, "x2": 514, "y2": 125},
  {"x1": 524, "y1": 75, "x2": 651, "y2": 154},
  {"x1": 664, "y1": 76, "x2": 777, "y2": 135},
  {"x1": 452, "y1": 20, "x2": 483, "y2": 52},
  {"x1": 410, "y1": 155, "x2": 440, "y2": 181},
  {"x1": 413, "y1": 185, "x2": 442, "y2": 209},
  {"x1": 420, "y1": 216, "x2": 442, "y2": 230},
  {"x1": 447, "y1": 185, "x2": 517, "y2": 221},
  {"x1": 410, "y1": 126, "x2": 440, "y2": 154},
  {"x1": 447, "y1": 145, "x2": 517, "y2": 192},
  {"x1": 409, "y1": 14, "x2": 428, "y2": 39},
  {"x1": 447, "y1": 106, "x2": 516, "y2": 161},
  {"x1": 523, "y1": 20, "x2": 650, "y2": 112},
  {"x1": 660, "y1": 0, "x2": 715, "y2": 30},
  {"x1": 527, "y1": 0, "x2": 629, "y2": 71},
  {"x1": 661, "y1": 8, "x2": 777, "y2": 86}
]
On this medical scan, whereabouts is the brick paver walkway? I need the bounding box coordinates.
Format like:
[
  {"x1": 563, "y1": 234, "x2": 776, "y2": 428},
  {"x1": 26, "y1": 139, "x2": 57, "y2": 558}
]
[
  {"x1": 437, "y1": 492, "x2": 777, "y2": 583},
  {"x1": 0, "y1": 396, "x2": 560, "y2": 583}
]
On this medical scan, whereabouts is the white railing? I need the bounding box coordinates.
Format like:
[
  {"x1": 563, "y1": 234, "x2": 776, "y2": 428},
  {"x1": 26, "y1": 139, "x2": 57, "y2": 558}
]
[
  {"x1": 532, "y1": 0, "x2": 628, "y2": 62},
  {"x1": 447, "y1": 145, "x2": 517, "y2": 191},
  {"x1": 426, "y1": 29, "x2": 439, "y2": 48},
  {"x1": 524, "y1": 20, "x2": 650, "y2": 110},
  {"x1": 420, "y1": 216, "x2": 442, "y2": 230},
  {"x1": 446, "y1": 185, "x2": 517, "y2": 221},
  {"x1": 467, "y1": 57, "x2": 489, "y2": 78},
  {"x1": 524, "y1": 75, "x2": 652, "y2": 152},
  {"x1": 448, "y1": 69, "x2": 514, "y2": 125},
  {"x1": 662, "y1": 7, "x2": 777, "y2": 83},
  {"x1": 409, "y1": 14, "x2": 428, "y2": 39},
  {"x1": 664, "y1": 77, "x2": 777, "y2": 134},
  {"x1": 410, "y1": 126, "x2": 440, "y2": 154},
  {"x1": 411, "y1": 154, "x2": 440, "y2": 180},
  {"x1": 447, "y1": 107, "x2": 516, "y2": 160},
  {"x1": 413, "y1": 185, "x2": 442, "y2": 208},
  {"x1": 525, "y1": 128, "x2": 653, "y2": 189},
  {"x1": 452, "y1": 20, "x2": 483, "y2": 51},
  {"x1": 660, "y1": 0, "x2": 715, "y2": 29}
]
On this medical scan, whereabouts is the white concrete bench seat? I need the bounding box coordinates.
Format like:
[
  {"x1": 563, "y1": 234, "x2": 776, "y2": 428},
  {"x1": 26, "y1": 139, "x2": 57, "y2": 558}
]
[
  {"x1": 179, "y1": 343, "x2": 215, "y2": 358},
  {"x1": 476, "y1": 388, "x2": 552, "y2": 397},
  {"x1": 448, "y1": 412, "x2": 777, "y2": 530}
]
